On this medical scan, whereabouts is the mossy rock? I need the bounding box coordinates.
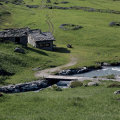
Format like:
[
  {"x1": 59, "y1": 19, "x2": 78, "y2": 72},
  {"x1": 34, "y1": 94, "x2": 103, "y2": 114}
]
[{"x1": 69, "y1": 81, "x2": 83, "y2": 88}]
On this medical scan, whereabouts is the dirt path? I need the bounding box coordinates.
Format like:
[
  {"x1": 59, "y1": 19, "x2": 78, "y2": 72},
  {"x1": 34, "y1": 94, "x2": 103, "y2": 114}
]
[{"x1": 35, "y1": 57, "x2": 77, "y2": 78}]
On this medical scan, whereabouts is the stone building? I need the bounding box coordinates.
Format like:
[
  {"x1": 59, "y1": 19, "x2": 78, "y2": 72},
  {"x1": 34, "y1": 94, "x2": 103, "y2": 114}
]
[
  {"x1": 0, "y1": 27, "x2": 55, "y2": 50},
  {"x1": 0, "y1": 28, "x2": 29, "y2": 46},
  {"x1": 28, "y1": 29, "x2": 55, "y2": 51}
]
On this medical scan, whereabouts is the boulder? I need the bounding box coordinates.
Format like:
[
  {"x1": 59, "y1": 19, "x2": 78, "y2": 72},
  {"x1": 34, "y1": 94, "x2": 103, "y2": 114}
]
[
  {"x1": 88, "y1": 82, "x2": 98, "y2": 86},
  {"x1": 114, "y1": 90, "x2": 120, "y2": 94},
  {"x1": 46, "y1": 0, "x2": 51, "y2": 3},
  {"x1": 14, "y1": 47, "x2": 25, "y2": 53},
  {"x1": 61, "y1": 1, "x2": 69, "y2": 4},
  {"x1": 0, "y1": 92, "x2": 3, "y2": 97}
]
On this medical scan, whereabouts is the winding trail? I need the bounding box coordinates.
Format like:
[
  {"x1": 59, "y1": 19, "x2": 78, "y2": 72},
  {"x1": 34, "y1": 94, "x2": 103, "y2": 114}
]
[{"x1": 35, "y1": 57, "x2": 77, "y2": 78}]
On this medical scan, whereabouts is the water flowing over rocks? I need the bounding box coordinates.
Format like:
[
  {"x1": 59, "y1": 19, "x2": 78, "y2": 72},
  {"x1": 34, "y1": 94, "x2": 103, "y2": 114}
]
[
  {"x1": 58, "y1": 67, "x2": 96, "y2": 75},
  {"x1": 0, "y1": 80, "x2": 48, "y2": 93}
]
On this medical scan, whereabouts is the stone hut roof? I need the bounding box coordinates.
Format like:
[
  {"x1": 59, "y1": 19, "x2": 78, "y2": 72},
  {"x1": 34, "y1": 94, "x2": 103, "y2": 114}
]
[
  {"x1": 0, "y1": 27, "x2": 30, "y2": 38},
  {"x1": 28, "y1": 30, "x2": 55, "y2": 42}
]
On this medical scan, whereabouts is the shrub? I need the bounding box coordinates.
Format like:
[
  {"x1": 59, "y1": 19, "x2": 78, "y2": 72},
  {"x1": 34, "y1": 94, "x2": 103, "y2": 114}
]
[
  {"x1": 51, "y1": 84, "x2": 62, "y2": 91},
  {"x1": 69, "y1": 81, "x2": 83, "y2": 88},
  {"x1": 107, "y1": 83, "x2": 120, "y2": 88},
  {"x1": 106, "y1": 74, "x2": 115, "y2": 79}
]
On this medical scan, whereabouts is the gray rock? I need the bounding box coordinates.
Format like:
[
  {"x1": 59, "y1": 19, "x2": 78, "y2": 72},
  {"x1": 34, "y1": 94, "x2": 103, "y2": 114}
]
[
  {"x1": 109, "y1": 22, "x2": 116, "y2": 26},
  {"x1": 114, "y1": 90, "x2": 120, "y2": 94},
  {"x1": 88, "y1": 82, "x2": 98, "y2": 86},
  {"x1": 14, "y1": 47, "x2": 25, "y2": 53}
]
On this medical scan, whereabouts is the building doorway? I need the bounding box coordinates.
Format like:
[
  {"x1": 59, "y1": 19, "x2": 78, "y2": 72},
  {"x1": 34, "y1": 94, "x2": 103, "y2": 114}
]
[{"x1": 15, "y1": 37, "x2": 20, "y2": 44}]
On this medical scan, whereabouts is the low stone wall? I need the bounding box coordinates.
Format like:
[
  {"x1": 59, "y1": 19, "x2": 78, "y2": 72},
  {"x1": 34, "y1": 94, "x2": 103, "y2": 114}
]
[
  {"x1": 0, "y1": 80, "x2": 48, "y2": 93},
  {"x1": 45, "y1": 5, "x2": 120, "y2": 14}
]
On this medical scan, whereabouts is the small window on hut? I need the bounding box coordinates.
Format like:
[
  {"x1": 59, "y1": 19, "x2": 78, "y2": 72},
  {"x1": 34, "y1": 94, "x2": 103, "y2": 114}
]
[
  {"x1": 15, "y1": 37, "x2": 20, "y2": 44},
  {"x1": 45, "y1": 43, "x2": 50, "y2": 47},
  {"x1": 39, "y1": 44, "x2": 44, "y2": 48}
]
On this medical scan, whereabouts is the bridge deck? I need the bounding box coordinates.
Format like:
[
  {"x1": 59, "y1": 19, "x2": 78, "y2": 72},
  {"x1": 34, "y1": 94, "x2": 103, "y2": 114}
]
[{"x1": 45, "y1": 75, "x2": 90, "y2": 81}]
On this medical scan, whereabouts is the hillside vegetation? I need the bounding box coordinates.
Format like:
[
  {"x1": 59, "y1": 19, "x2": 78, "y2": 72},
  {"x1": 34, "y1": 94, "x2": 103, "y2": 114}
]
[
  {"x1": 0, "y1": 0, "x2": 120, "y2": 84},
  {"x1": 0, "y1": 0, "x2": 120, "y2": 80},
  {"x1": 1, "y1": 0, "x2": 120, "y2": 119}
]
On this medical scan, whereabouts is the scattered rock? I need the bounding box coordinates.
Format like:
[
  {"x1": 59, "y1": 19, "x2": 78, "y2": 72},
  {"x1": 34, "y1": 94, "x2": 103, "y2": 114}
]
[
  {"x1": 46, "y1": 0, "x2": 51, "y2": 3},
  {"x1": 117, "y1": 98, "x2": 120, "y2": 101},
  {"x1": 84, "y1": 84, "x2": 87, "y2": 87},
  {"x1": 88, "y1": 82, "x2": 98, "y2": 86},
  {"x1": 61, "y1": 1, "x2": 69, "y2": 4},
  {"x1": 109, "y1": 22, "x2": 120, "y2": 26},
  {"x1": 32, "y1": 68, "x2": 42, "y2": 71},
  {"x1": 26, "y1": 5, "x2": 38, "y2": 8},
  {"x1": 14, "y1": 47, "x2": 25, "y2": 53},
  {"x1": 67, "y1": 44, "x2": 72, "y2": 48},
  {"x1": 0, "y1": 92, "x2": 3, "y2": 97},
  {"x1": 114, "y1": 90, "x2": 120, "y2": 94},
  {"x1": 54, "y1": 2, "x2": 58, "y2": 4}
]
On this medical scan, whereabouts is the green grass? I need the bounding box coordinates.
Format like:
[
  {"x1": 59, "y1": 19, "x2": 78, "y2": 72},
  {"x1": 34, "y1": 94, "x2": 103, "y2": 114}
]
[
  {"x1": 0, "y1": 0, "x2": 120, "y2": 83},
  {"x1": 0, "y1": 83, "x2": 120, "y2": 120}
]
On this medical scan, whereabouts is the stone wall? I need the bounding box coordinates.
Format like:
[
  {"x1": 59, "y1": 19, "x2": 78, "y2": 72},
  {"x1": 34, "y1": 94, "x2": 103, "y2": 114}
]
[
  {"x1": 36, "y1": 41, "x2": 53, "y2": 51},
  {"x1": 0, "y1": 80, "x2": 48, "y2": 93},
  {"x1": 28, "y1": 35, "x2": 37, "y2": 47}
]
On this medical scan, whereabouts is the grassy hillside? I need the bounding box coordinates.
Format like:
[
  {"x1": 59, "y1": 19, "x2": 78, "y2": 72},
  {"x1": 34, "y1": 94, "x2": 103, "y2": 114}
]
[
  {"x1": 0, "y1": 0, "x2": 120, "y2": 84},
  {"x1": 1, "y1": 1, "x2": 120, "y2": 119},
  {"x1": 1, "y1": 81, "x2": 120, "y2": 120}
]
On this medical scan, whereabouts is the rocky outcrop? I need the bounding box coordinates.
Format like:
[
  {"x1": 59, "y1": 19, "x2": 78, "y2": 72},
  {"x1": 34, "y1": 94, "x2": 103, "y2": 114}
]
[
  {"x1": 88, "y1": 82, "x2": 98, "y2": 86},
  {"x1": 0, "y1": 80, "x2": 47, "y2": 93}
]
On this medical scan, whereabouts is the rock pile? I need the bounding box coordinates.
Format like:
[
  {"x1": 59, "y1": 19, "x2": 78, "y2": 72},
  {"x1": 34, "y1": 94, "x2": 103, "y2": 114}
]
[
  {"x1": 0, "y1": 80, "x2": 47, "y2": 93},
  {"x1": 58, "y1": 67, "x2": 94, "y2": 75},
  {"x1": 59, "y1": 24, "x2": 83, "y2": 30},
  {"x1": 26, "y1": 5, "x2": 38, "y2": 8},
  {"x1": 45, "y1": 5, "x2": 120, "y2": 14},
  {"x1": 109, "y1": 22, "x2": 120, "y2": 26},
  {"x1": 3, "y1": 0, "x2": 25, "y2": 5}
]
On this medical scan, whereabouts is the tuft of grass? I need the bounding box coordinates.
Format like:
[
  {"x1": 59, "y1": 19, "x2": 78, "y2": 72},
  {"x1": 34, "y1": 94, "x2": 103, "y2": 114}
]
[
  {"x1": 101, "y1": 74, "x2": 115, "y2": 79},
  {"x1": 69, "y1": 81, "x2": 83, "y2": 88},
  {"x1": 107, "y1": 83, "x2": 120, "y2": 88},
  {"x1": 51, "y1": 84, "x2": 62, "y2": 91}
]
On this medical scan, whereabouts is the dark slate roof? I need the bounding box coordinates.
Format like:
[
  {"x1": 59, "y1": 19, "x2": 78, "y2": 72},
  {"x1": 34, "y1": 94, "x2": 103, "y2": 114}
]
[
  {"x1": 29, "y1": 30, "x2": 55, "y2": 41},
  {"x1": 0, "y1": 27, "x2": 30, "y2": 37}
]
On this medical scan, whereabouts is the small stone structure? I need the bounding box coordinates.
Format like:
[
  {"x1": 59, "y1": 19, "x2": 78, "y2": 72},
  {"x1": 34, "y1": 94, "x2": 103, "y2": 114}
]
[
  {"x1": 28, "y1": 29, "x2": 55, "y2": 51},
  {"x1": 0, "y1": 27, "x2": 55, "y2": 50},
  {"x1": 0, "y1": 27, "x2": 29, "y2": 46}
]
